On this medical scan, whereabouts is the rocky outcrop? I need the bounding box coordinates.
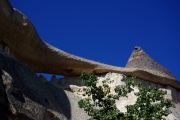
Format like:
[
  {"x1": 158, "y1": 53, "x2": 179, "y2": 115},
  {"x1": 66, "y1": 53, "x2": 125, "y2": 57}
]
[
  {"x1": 0, "y1": 0, "x2": 180, "y2": 119},
  {"x1": 1, "y1": 51, "x2": 179, "y2": 119},
  {"x1": 0, "y1": 0, "x2": 179, "y2": 90},
  {"x1": 0, "y1": 51, "x2": 179, "y2": 120},
  {"x1": 0, "y1": 0, "x2": 126, "y2": 76},
  {"x1": 0, "y1": 52, "x2": 88, "y2": 120},
  {"x1": 126, "y1": 46, "x2": 176, "y2": 81},
  {"x1": 54, "y1": 73, "x2": 180, "y2": 120}
]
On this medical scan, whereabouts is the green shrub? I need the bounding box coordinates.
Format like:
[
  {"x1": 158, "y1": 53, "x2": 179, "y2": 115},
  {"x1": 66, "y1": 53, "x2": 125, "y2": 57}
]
[{"x1": 78, "y1": 72, "x2": 175, "y2": 120}]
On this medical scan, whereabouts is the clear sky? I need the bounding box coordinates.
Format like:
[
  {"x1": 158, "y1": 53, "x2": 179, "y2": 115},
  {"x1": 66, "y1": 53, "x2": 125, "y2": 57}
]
[{"x1": 9, "y1": 0, "x2": 180, "y2": 81}]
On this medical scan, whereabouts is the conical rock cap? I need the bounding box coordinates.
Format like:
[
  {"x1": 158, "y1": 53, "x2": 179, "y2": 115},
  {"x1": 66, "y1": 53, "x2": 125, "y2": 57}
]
[{"x1": 126, "y1": 46, "x2": 176, "y2": 80}]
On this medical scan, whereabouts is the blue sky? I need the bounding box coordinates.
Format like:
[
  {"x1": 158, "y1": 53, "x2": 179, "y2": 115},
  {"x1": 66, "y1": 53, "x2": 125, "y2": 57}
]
[{"x1": 9, "y1": 0, "x2": 180, "y2": 81}]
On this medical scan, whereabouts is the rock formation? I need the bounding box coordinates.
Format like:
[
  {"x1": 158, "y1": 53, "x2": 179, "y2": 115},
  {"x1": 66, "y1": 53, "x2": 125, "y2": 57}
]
[
  {"x1": 0, "y1": 52, "x2": 89, "y2": 120},
  {"x1": 0, "y1": 52, "x2": 179, "y2": 119},
  {"x1": 0, "y1": 0, "x2": 180, "y2": 119},
  {"x1": 0, "y1": 0, "x2": 179, "y2": 90},
  {"x1": 52, "y1": 73, "x2": 180, "y2": 119},
  {"x1": 126, "y1": 46, "x2": 175, "y2": 80}
]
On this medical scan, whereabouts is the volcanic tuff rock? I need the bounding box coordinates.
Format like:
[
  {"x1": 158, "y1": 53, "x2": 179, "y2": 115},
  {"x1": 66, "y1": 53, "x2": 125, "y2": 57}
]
[
  {"x1": 0, "y1": 0, "x2": 180, "y2": 119},
  {"x1": 1, "y1": 52, "x2": 179, "y2": 120},
  {"x1": 55, "y1": 73, "x2": 180, "y2": 120},
  {"x1": 0, "y1": 52, "x2": 88, "y2": 120},
  {"x1": 126, "y1": 46, "x2": 175, "y2": 80},
  {"x1": 0, "y1": 0, "x2": 179, "y2": 90}
]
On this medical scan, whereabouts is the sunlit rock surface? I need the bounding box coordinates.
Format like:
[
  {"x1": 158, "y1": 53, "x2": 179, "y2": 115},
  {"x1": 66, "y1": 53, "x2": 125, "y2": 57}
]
[
  {"x1": 0, "y1": 0, "x2": 180, "y2": 119},
  {"x1": 56, "y1": 73, "x2": 180, "y2": 120}
]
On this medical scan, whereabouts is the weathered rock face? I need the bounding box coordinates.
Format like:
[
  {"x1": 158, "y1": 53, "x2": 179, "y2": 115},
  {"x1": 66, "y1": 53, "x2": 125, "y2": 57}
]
[
  {"x1": 0, "y1": 0, "x2": 179, "y2": 90},
  {"x1": 0, "y1": 0, "x2": 180, "y2": 119},
  {"x1": 54, "y1": 73, "x2": 180, "y2": 120},
  {"x1": 0, "y1": 52, "x2": 88, "y2": 120},
  {"x1": 0, "y1": 51, "x2": 180, "y2": 120},
  {"x1": 126, "y1": 46, "x2": 176, "y2": 81}
]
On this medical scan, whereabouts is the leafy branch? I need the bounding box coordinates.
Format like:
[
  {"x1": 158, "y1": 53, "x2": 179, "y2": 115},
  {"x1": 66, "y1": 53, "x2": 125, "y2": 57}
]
[{"x1": 78, "y1": 72, "x2": 175, "y2": 120}]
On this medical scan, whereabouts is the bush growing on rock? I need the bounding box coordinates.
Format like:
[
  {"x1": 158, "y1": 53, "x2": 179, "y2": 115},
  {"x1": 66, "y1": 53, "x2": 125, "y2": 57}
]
[{"x1": 78, "y1": 72, "x2": 175, "y2": 120}]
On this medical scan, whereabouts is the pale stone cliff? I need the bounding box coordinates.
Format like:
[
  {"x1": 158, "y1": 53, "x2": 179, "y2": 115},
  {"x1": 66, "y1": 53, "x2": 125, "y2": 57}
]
[
  {"x1": 51, "y1": 73, "x2": 180, "y2": 120},
  {"x1": 0, "y1": 0, "x2": 180, "y2": 120}
]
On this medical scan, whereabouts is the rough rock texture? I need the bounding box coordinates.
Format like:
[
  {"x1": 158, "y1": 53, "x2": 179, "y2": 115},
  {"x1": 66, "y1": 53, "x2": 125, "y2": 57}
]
[
  {"x1": 0, "y1": 0, "x2": 179, "y2": 90},
  {"x1": 0, "y1": 0, "x2": 125, "y2": 76},
  {"x1": 0, "y1": 52, "x2": 88, "y2": 120},
  {"x1": 0, "y1": 0, "x2": 180, "y2": 119},
  {"x1": 126, "y1": 46, "x2": 176, "y2": 81},
  {"x1": 56, "y1": 73, "x2": 180, "y2": 120}
]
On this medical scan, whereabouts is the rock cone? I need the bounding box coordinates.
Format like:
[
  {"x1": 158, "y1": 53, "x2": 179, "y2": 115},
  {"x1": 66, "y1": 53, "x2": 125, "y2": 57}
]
[{"x1": 126, "y1": 46, "x2": 176, "y2": 80}]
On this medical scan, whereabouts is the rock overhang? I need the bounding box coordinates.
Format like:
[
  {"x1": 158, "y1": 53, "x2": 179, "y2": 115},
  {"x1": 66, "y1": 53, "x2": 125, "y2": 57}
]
[{"x1": 0, "y1": 0, "x2": 179, "y2": 90}]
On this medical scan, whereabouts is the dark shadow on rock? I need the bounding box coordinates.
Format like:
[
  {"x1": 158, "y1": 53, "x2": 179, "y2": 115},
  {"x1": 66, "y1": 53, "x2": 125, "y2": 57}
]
[
  {"x1": 0, "y1": 52, "x2": 71, "y2": 119},
  {"x1": 0, "y1": 68, "x2": 11, "y2": 120}
]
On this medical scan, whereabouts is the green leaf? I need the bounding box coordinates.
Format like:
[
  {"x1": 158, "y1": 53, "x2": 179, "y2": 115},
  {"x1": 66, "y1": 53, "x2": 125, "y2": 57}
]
[{"x1": 78, "y1": 72, "x2": 175, "y2": 120}]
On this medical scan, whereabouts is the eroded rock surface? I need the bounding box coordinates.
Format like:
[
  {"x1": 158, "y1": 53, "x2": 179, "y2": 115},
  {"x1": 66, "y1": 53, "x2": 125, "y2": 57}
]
[
  {"x1": 126, "y1": 46, "x2": 176, "y2": 81},
  {"x1": 56, "y1": 73, "x2": 180, "y2": 119},
  {"x1": 0, "y1": 0, "x2": 180, "y2": 119},
  {"x1": 0, "y1": 52, "x2": 88, "y2": 120},
  {"x1": 0, "y1": 0, "x2": 179, "y2": 90}
]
